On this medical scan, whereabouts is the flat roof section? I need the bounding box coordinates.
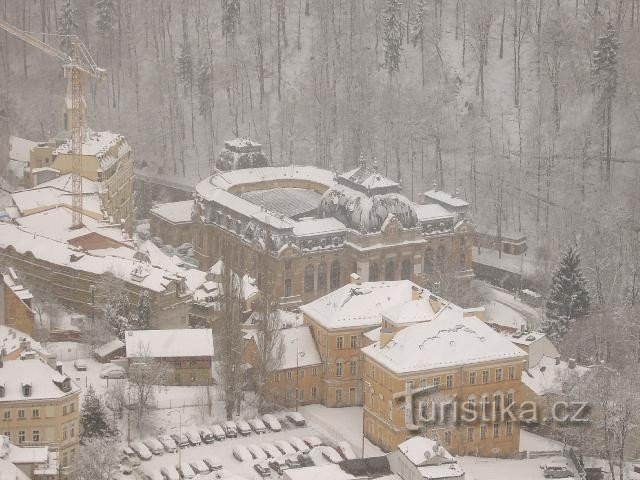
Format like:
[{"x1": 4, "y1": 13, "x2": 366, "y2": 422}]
[{"x1": 241, "y1": 187, "x2": 321, "y2": 219}]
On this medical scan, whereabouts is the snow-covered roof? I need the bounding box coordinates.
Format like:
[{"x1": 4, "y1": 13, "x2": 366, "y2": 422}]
[
  {"x1": 0, "y1": 359, "x2": 79, "y2": 402},
  {"x1": 36, "y1": 174, "x2": 98, "y2": 194},
  {"x1": 150, "y1": 200, "x2": 193, "y2": 224},
  {"x1": 415, "y1": 203, "x2": 454, "y2": 222},
  {"x1": 362, "y1": 313, "x2": 527, "y2": 374},
  {"x1": 381, "y1": 294, "x2": 447, "y2": 326},
  {"x1": 8, "y1": 136, "x2": 38, "y2": 163},
  {"x1": 301, "y1": 280, "x2": 420, "y2": 330},
  {"x1": 125, "y1": 329, "x2": 214, "y2": 358},
  {"x1": 53, "y1": 130, "x2": 123, "y2": 159},
  {"x1": 472, "y1": 247, "x2": 537, "y2": 276},
  {"x1": 0, "y1": 223, "x2": 181, "y2": 293},
  {"x1": 94, "y1": 338, "x2": 125, "y2": 358},
  {"x1": 224, "y1": 137, "x2": 261, "y2": 149},
  {"x1": 244, "y1": 309, "x2": 303, "y2": 329},
  {"x1": 423, "y1": 190, "x2": 469, "y2": 208},
  {"x1": 510, "y1": 331, "x2": 547, "y2": 346},
  {"x1": 283, "y1": 464, "x2": 356, "y2": 480},
  {"x1": 521, "y1": 355, "x2": 589, "y2": 396},
  {"x1": 279, "y1": 326, "x2": 322, "y2": 369},
  {"x1": 7, "y1": 445, "x2": 48, "y2": 464},
  {"x1": 292, "y1": 217, "x2": 346, "y2": 237},
  {"x1": 418, "y1": 463, "x2": 465, "y2": 479},
  {"x1": 11, "y1": 181, "x2": 101, "y2": 217},
  {"x1": 398, "y1": 436, "x2": 455, "y2": 466},
  {"x1": 0, "y1": 325, "x2": 42, "y2": 358},
  {"x1": 241, "y1": 188, "x2": 321, "y2": 219},
  {"x1": 339, "y1": 163, "x2": 400, "y2": 192}
]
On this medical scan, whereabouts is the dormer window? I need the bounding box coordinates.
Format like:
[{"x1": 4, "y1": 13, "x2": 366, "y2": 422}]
[
  {"x1": 22, "y1": 383, "x2": 32, "y2": 397},
  {"x1": 61, "y1": 378, "x2": 71, "y2": 393}
]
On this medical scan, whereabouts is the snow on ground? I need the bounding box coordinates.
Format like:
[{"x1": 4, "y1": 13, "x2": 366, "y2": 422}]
[
  {"x1": 520, "y1": 430, "x2": 564, "y2": 453},
  {"x1": 485, "y1": 285, "x2": 544, "y2": 330},
  {"x1": 459, "y1": 455, "x2": 571, "y2": 480}
]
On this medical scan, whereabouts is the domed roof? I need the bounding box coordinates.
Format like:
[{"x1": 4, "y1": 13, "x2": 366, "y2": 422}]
[{"x1": 319, "y1": 183, "x2": 418, "y2": 233}]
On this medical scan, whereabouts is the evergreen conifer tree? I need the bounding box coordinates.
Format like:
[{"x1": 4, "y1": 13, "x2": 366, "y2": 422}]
[
  {"x1": 80, "y1": 385, "x2": 117, "y2": 441},
  {"x1": 177, "y1": 40, "x2": 194, "y2": 94},
  {"x1": 58, "y1": 0, "x2": 78, "y2": 54},
  {"x1": 132, "y1": 289, "x2": 151, "y2": 330},
  {"x1": 543, "y1": 245, "x2": 590, "y2": 340},
  {"x1": 96, "y1": 0, "x2": 117, "y2": 35},
  {"x1": 383, "y1": 0, "x2": 403, "y2": 77}
]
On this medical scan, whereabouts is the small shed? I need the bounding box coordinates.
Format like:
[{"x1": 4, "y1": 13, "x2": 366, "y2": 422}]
[{"x1": 94, "y1": 339, "x2": 125, "y2": 363}]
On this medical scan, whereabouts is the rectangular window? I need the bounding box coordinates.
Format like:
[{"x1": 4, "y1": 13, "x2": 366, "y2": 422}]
[
  {"x1": 300, "y1": 369, "x2": 305, "y2": 378},
  {"x1": 17, "y1": 409, "x2": 25, "y2": 419},
  {"x1": 299, "y1": 390, "x2": 304, "y2": 401},
  {"x1": 494, "y1": 393, "x2": 502, "y2": 413},
  {"x1": 444, "y1": 431, "x2": 452, "y2": 445},
  {"x1": 467, "y1": 427, "x2": 474, "y2": 442},
  {"x1": 480, "y1": 425, "x2": 487, "y2": 440},
  {"x1": 62, "y1": 406, "x2": 67, "y2": 416},
  {"x1": 433, "y1": 377, "x2": 441, "y2": 387},
  {"x1": 506, "y1": 420, "x2": 513, "y2": 436},
  {"x1": 350, "y1": 360, "x2": 357, "y2": 376},
  {"x1": 18, "y1": 431, "x2": 25, "y2": 443},
  {"x1": 336, "y1": 362, "x2": 343, "y2": 377},
  {"x1": 446, "y1": 374, "x2": 453, "y2": 389},
  {"x1": 284, "y1": 279, "x2": 292, "y2": 297},
  {"x1": 32, "y1": 409, "x2": 39, "y2": 419},
  {"x1": 336, "y1": 389, "x2": 343, "y2": 404},
  {"x1": 311, "y1": 386, "x2": 317, "y2": 399},
  {"x1": 287, "y1": 371, "x2": 293, "y2": 381},
  {"x1": 350, "y1": 335, "x2": 358, "y2": 349},
  {"x1": 3, "y1": 411, "x2": 9, "y2": 420},
  {"x1": 32, "y1": 430, "x2": 40, "y2": 442},
  {"x1": 371, "y1": 365, "x2": 376, "y2": 379},
  {"x1": 493, "y1": 423, "x2": 500, "y2": 438},
  {"x1": 495, "y1": 368, "x2": 503, "y2": 382},
  {"x1": 469, "y1": 371, "x2": 477, "y2": 385},
  {"x1": 482, "y1": 370, "x2": 489, "y2": 384},
  {"x1": 62, "y1": 427, "x2": 68, "y2": 441},
  {"x1": 312, "y1": 367, "x2": 318, "y2": 376},
  {"x1": 506, "y1": 392, "x2": 514, "y2": 408},
  {"x1": 508, "y1": 366, "x2": 515, "y2": 380},
  {"x1": 274, "y1": 373, "x2": 280, "y2": 382},
  {"x1": 336, "y1": 336, "x2": 344, "y2": 349}
]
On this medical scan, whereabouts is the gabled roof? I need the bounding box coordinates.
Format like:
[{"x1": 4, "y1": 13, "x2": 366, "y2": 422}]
[
  {"x1": 0, "y1": 359, "x2": 79, "y2": 402},
  {"x1": 125, "y1": 329, "x2": 214, "y2": 358},
  {"x1": 423, "y1": 190, "x2": 469, "y2": 208}
]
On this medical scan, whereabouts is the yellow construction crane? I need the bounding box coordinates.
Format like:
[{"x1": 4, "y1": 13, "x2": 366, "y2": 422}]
[{"x1": 0, "y1": 19, "x2": 105, "y2": 229}]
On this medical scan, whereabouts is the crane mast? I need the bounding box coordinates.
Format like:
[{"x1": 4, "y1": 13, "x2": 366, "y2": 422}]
[{"x1": 0, "y1": 19, "x2": 104, "y2": 229}]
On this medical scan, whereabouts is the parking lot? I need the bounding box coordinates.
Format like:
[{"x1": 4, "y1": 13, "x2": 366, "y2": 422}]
[{"x1": 130, "y1": 416, "x2": 339, "y2": 479}]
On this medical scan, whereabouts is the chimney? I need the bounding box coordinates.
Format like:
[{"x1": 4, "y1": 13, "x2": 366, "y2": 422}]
[
  {"x1": 56, "y1": 362, "x2": 63, "y2": 374},
  {"x1": 411, "y1": 285, "x2": 422, "y2": 301},
  {"x1": 429, "y1": 295, "x2": 441, "y2": 313},
  {"x1": 350, "y1": 273, "x2": 361, "y2": 285},
  {"x1": 379, "y1": 327, "x2": 395, "y2": 348},
  {"x1": 568, "y1": 358, "x2": 576, "y2": 369}
]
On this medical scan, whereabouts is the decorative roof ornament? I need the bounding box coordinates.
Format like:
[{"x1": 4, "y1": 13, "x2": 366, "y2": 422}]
[{"x1": 372, "y1": 157, "x2": 378, "y2": 172}]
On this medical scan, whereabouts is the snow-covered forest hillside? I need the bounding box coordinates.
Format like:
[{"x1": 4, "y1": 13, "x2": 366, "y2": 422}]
[{"x1": 1, "y1": 0, "x2": 640, "y2": 309}]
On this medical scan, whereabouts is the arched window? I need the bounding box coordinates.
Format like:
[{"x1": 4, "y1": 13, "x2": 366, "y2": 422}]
[
  {"x1": 369, "y1": 262, "x2": 379, "y2": 282},
  {"x1": 424, "y1": 248, "x2": 434, "y2": 274},
  {"x1": 304, "y1": 265, "x2": 315, "y2": 292},
  {"x1": 385, "y1": 260, "x2": 396, "y2": 281},
  {"x1": 317, "y1": 262, "x2": 327, "y2": 292},
  {"x1": 330, "y1": 260, "x2": 341, "y2": 289},
  {"x1": 400, "y1": 258, "x2": 412, "y2": 280}
]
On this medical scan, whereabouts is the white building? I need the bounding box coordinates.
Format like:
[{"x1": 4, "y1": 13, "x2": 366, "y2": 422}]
[{"x1": 388, "y1": 436, "x2": 465, "y2": 480}]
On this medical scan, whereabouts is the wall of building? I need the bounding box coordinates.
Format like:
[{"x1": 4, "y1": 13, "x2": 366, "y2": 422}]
[
  {"x1": 2, "y1": 278, "x2": 35, "y2": 337},
  {"x1": 149, "y1": 215, "x2": 193, "y2": 247}
]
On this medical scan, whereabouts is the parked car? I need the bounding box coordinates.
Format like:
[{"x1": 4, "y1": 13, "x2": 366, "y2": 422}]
[
  {"x1": 248, "y1": 444, "x2": 268, "y2": 461},
  {"x1": 142, "y1": 437, "x2": 164, "y2": 455},
  {"x1": 184, "y1": 429, "x2": 202, "y2": 446},
  {"x1": 141, "y1": 468, "x2": 164, "y2": 480},
  {"x1": 285, "y1": 455, "x2": 302, "y2": 469},
  {"x1": 297, "y1": 452, "x2": 314, "y2": 467},
  {"x1": 99, "y1": 364, "x2": 126, "y2": 379},
  {"x1": 249, "y1": 418, "x2": 267, "y2": 434},
  {"x1": 302, "y1": 436, "x2": 323, "y2": 448},
  {"x1": 260, "y1": 443, "x2": 282, "y2": 459},
  {"x1": 169, "y1": 433, "x2": 189, "y2": 449},
  {"x1": 321, "y1": 446, "x2": 343, "y2": 464},
  {"x1": 223, "y1": 421, "x2": 238, "y2": 438},
  {"x1": 121, "y1": 446, "x2": 140, "y2": 466},
  {"x1": 542, "y1": 466, "x2": 574, "y2": 478},
  {"x1": 203, "y1": 457, "x2": 223, "y2": 471},
  {"x1": 261, "y1": 414, "x2": 282, "y2": 432},
  {"x1": 198, "y1": 427, "x2": 215, "y2": 444},
  {"x1": 120, "y1": 463, "x2": 134, "y2": 475},
  {"x1": 289, "y1": 437, "x2": 310, "y2": 453},
  {"x1": 157, "y1": 435, "x2": 178, "y2": 453},
  {"x1": 130, "y1": 441, "x2": 152, "y2": 460},
  {"x1": 210, "y1": 424, "x2": 226, "y2": 441},
  {"x1": 160, "y1": 466, "x2": 180, "y2": 480},
  {"x1": 236, "y1": 420, "x2": 252, "y2": 436},
  {"x1": 73, "y1": 359, "x2": 87, "y2": 371},
  {"x1": 254, "y1": 462, "x2": 272, "y2": 477},
  {"x1": 274, "y1": 440, "x2": 296, "y2": 456},
  {"x1": 285, "y1": 412, "x2": 306, "y2": 426},
  {"x1": 232, "y1": 445, "x2": 253, "y2": 462},
  {"x1": 189, "y1": 460, "x2": 209, "y2": 475},
  {"x1": 177, "y1": 462, "x2": 195, "y2": 480},
  {"x1": 268, "y1": 458, "x2": 289, "y2": 475},
  {"x1": 336, "y1": 441, "x2": 357, "y2": 460}
]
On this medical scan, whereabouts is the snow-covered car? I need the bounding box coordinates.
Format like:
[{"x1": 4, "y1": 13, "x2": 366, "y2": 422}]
[
  {"x1": 121, "y1": 446, "x2": 140, "y2": 466},
  {"x1": 177, "y1": 462, "x2": 196, "y2": 480},
  {"x1": 285, "y1": 455, "x2": 302, "y2": 469},
  {"x1": 542, "y1": 466, "x2": 575, "y2": 478},
  {"x1": 189, "y1": 460, "x2": 209, "y2": 475},
  {"x1": 130, "y1": 441, "x2": 152, "y2": 460},
  {"x1": 232, "y1": 445, "x2": 253, "y2": 462},
  {"x1": 336, "y1": 441, "x2": 357, "y2": 460},
  {"x1": 254, "y1": 461, "x2": 272, "y2": 477},
  {"x1": 140, "y1": 468, "x2": 164, "y2": 480},
  {"x1": 157, "y1": 435, "x2": 177, "y2": 453},
  {"x1": 289, "y1": 437, "x2": 310, "y2": 453},
  {"x1": 236, "y1": 419, "x2": 252, "y2": 436},
  {"x1": 285, "y1": 412, "x2": 306, "y2": 426},
  {"x1": 198, "y1": 427, "x2": 215, "y2": 444},
  {"x1": 210, "y1": 424, "x2": 226, "y2": 440},
  {"x1": 261, "y1": 414, "x2": 282, "y2": 432},
  {"x1": 268, "y1": 458, "x2": 289, "y2": 475},
  {"x1": 99, "y1": 364, "x2": 126, "y2": 379},
  {"x1": 203, "y1": 457, "x2": 223, "y2": 471},
  {"x1": 302, "y1": 436, "x2": 323, "y2": 448},
  {"x1": 260, "y1": 443, "x2": 282, "y2": 459},
  {"x1": 274, "y1": 440, "x2": 296, "y2": 456},
  {"x1": 142, "y1": 437, "x2": 163, "y2": 455},
  {"x1": 73, "y1": 359, "x2": 87, "y2": 371},
  {"x1": 184, "y1": 429, "x2": 202, "y2": 446},
  {"x1": 223, "y1": 421, "x2": 238, "y2": 438},
  {"x1": 249, "y1": 418, "x2": 267, "y2": 434},
  {"x1": 169, "y1": 433, "x2": 189, "y2": 448},
  {"x1": 321, "y1": 446, "x2": 343, "y2": 464},
  {"x1": 297, "y1": 452, "x2": 314, "y2": 467},
  {"x1": 247, "y1": 444, "x2": 268, "y2": 461},
  {"x1": 160, "y1": 466, "x2": 180, "y2": 480},
  {"x1": 120, "y1": 463, "x2": 133, "y2": 475}
]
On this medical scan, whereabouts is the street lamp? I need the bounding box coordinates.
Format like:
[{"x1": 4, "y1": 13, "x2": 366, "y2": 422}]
[{"x1": 167, "y1": 409, "x2": 183, "y2": 467}]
